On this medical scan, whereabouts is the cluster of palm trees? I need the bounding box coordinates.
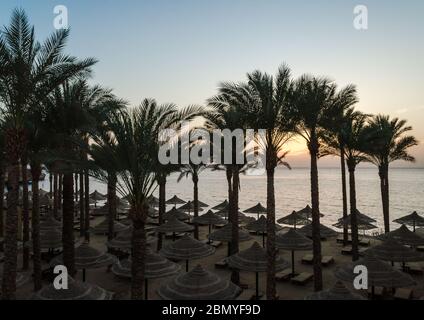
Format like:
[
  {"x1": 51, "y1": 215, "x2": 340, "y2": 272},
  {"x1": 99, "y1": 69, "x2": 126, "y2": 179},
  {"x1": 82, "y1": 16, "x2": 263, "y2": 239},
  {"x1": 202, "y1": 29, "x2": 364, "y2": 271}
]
[{"x1": 0, "y1": 9, "x2": 418, "y2": 300}]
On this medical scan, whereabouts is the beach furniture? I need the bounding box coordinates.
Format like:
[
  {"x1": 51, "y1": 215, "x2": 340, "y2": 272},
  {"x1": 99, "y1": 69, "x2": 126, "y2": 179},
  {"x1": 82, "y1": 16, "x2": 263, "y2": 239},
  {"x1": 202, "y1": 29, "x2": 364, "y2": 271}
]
[
  {"x1": 404, "y1": 262, "x2": 423, "y2": 275},
  {"x1": 417, "y1": 246, "x2": 424, "y2": 252},
  {"x1": 291, "y1": 272, "x2": 313, "y2": 285},
  {"x1": 275, "y1": 269, "x2": 293, "y2": 281},
  {"x1": 368, "y1": 286, "x2": 385, "y2": 298},
  {"x1": 215, "y1": 259, "x2": 228, "y2": 268},
  {"x1": 246, "y1": 216, "x2": 282, "y2": 247},
  {"x1": 393, "y1": 211, "x2": 424, "y2": 232},
  {"x1": 301, "y1": 254, "x2": 313, "y2": 264},
  {"x1": 321, "y1": 255, "x2": 335, "y2": 266},
  {"x1": 192, "y1": 210, "x2": 227, "y2": 243},
  {"x1": 394, "y1": 288, "x2": 413, "y2": 300}
]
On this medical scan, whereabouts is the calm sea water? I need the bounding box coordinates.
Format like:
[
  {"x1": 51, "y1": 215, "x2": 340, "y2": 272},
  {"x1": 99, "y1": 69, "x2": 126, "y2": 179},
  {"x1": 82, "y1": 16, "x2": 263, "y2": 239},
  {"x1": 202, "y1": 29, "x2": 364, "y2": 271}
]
[{"x1": 41, "y1": 168, "x2": 424, "y2": 233}]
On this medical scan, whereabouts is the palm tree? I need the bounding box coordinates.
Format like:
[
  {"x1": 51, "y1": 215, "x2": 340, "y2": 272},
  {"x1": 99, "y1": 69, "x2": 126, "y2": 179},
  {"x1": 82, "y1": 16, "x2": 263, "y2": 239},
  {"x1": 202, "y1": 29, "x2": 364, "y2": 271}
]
[
  {"x1": 0, "y1": 8, "x2": 95, "y2": 299},
  {"x1": 321, "y1": 86, "x2": 358, "y2": 245},
  {"x1": 43, "y1": 80, "x2": 111, "y2": 275},
  {"x1": 243, "y1": 65, "x2": 293, "y2": 299},
  {"x1": 363, "y1": 115, "x2": 418, "y2": 233},
  {"x1": 288, "y1": 75, "x2": 342, "y2": 291}
]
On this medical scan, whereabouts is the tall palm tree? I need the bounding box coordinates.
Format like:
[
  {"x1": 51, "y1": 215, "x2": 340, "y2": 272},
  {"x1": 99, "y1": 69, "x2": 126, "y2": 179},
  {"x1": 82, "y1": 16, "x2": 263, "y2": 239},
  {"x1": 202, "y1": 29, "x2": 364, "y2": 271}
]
[
  {"x1": 206, "y1": 83, "x2": 252, "y2": 285},
  {"x1": 0, "y1": 9, "x2": 95, "y2": 299},
  {"x1": 43, "y1": 80, "x2": 111, "y2": 275},
  {"x1": 243, "y1": 65, "x2": 293, "y2": 300},
  {"x1": 363, "y1": 115, "x2": 418, "y2": 233},
  {"x1": 288, "y1": 75, "x2": 342, "y2": 291}
]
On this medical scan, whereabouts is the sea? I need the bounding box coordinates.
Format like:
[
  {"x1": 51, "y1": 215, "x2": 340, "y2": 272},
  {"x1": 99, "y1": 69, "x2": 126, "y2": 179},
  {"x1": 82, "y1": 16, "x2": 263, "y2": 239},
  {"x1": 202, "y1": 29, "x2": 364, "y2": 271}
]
[{"x1": 39, "y1": 167, "x2": 424, "y2": 233}]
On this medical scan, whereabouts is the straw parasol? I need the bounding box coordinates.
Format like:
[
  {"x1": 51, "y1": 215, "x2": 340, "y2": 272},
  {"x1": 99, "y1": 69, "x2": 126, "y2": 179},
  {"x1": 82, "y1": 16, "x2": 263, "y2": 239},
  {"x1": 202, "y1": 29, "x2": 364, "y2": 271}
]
[
  {"x1": 166, "y1": 195, "x2": 186, "y2": 207},
  {"x1": 51, "y1": 242, "x2": 117, "y2": 281},
  {"x1": 304, "y1": 281, "x2": 365, "y2": 300},
  {"x1": 107, "y1": 226, "x2": 157, "y2": 252},
  {"x1": 160, "y1": 235, "x2": 215, "y2": 271},
  {"x1": 112, "y1": 248, "x2": 181, "y2": 299},
  {"x1": 155, "y1": 216, "x2": 194, "y2": 241},
  {"x1": 227, "y1": 242, "x2": 289, "y2": 299},
  {"x1": 334, "y1": 255, "x2": 416, "y2": 294},
  {"x1": 91, "y1": 219, "x2": 129, "y2": 235},
  {"x1": 178, "y1": 200, "x2": 206, "y2": 214},
  {"x1": 209, "y1": 223, "x2": 252, "y2": 256},
  {"x1": 40, "y1": 216, "x2": 62, "y2": 232},
  {"x1": 192, "y1": 210, "x2": 227, "y2": 242},
  {"x1": 211, "y1": 200, "x2": 228, "y2": 211},
  {"x1": 245, "y1": 216, "x2": 283, "y2": 247},
  {"x1": 148, "y1": 195, "x2": 160, "y2": 207},
  {"x1": 364, "y1": 238, "x2": 424, "y2": 264},
  {"x1": 393, "y1": 211, "x2": 424, "y2": 232},
  {"x1": 298, "y1": 223, "x2": 338, "y2": 239},
  {"x1": 39, "y1": 229, "x2": 63, "y2": 251},
  {"x1": 32, "y1": 277, "x2": 113, "y2": 300},
  {"x1": 89, "y1": 190, "x2": 107, "y2": 207},
  {"x1": 277, "y1": 210, "x2": 311, "y2": 229},
  {"x1": 333, "y1": 218, "x2": 378, "y2": 232},
  {"x1": 295, "y1": 204, "x2": 325, "y2": 219},
  {"x1": 377, "y1": 225, "x2": 424, "y2": 246},
  {"x1": 276, "y1": 228, "x2": 313, "y2": 276},
  {"x1": 244, "y1": 202, "x2": 267, "y2": 219},
  {"x1": 163, "y1": 207, "x2": 190, "y2": 221},
  {"x1": 158, "y1": 264, "x2": 241, "y2": 300}
]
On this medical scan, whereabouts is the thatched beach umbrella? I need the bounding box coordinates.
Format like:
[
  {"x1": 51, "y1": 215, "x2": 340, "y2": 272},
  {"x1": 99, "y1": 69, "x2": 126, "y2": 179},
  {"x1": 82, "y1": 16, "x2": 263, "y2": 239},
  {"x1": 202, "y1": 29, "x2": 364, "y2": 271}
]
[
  {"x1": 163, "y1": 207, "x2": 190, "y2": 221},
  {"x1": 209, "y1": 223, "x2": 252, "y2": 256},
  {"x1": 91, "y1": 219, "x2": 129, "y2": 235},
  {"x1": 155, "y1": 216, "x2": 194, "y2": 241},
  {"x1": 89, "y1": 190, "x2": 107, "y2": 207},
  {"x1": 112, "y1": 248, "x2": 181, "y2": 299},
  {"x1": 160, "y1": 235, "x2": 215, "y2": 271},
  {"x1": 304, "y1": 281, "x2": 365, "y2": 300},
  {"x1": 244, "y1": 202, "x2": 267, "y2": 219},
  {"x1": 333, "y1": 216, "x2": 378, "y2": 232},
  {"x1": 158, "y1": 264, "x2": 241, "y2": 300},
  {"x1": 148, "y1": 195, "x2": 160, "y2": 207},
  {"x1": 40, "y1": 216, "x2": 61, "y2": 232},
  {"x1": 277, "y1": 210, "x2": 311, "y2": 229},
  {"x1": 393, "y1": 211, "x2": 424, "y2": 232},
  {"x1": 364, "y1": 238, "x2": 424, "y2": 265},
  {"x1": 192, "y1": 210, "x2": 227, "y2": 242},
  {"x1": 245, "y1": 215, "x2": 283, "y2": 247},
  {"x1": 334, "y1": 256, "x2": 416, "y2": 296},
  {"x1": 39, "y1": 229, "x2": 63, "y2": 251},
  {"x1": 228, "y1": 242, "x2": 289, "y2": 299},
  {"x1": 276, "y1": 228, "x2": 313, "y2": 275},
  {"x1": 298, "y1": 222, "x2": 338, "y2": 239},
  {"x1": 377, "y1": 225, "x2": 424, "y2": 246},
  {"x1": 51, "y1": 242, "x2": 117, "y2": 281},
  {"x1": 178, "y1": 201, "x2": 206, "y2": 218},
  {"x1": 295, "y1": 205, "x2": 325, "y2": 219},
  {"x1": 32, "y1": 277, "x2": 113, "y2": 300},
  {"x1": 211, "y1": 200, "x2": 228, "y2": 211},
  {"x1": 107, "y1": 226, "x2": 156, "y2": 252},
  {"x1": 166, "y1": 195, "x2": 186, "y2": 207}
]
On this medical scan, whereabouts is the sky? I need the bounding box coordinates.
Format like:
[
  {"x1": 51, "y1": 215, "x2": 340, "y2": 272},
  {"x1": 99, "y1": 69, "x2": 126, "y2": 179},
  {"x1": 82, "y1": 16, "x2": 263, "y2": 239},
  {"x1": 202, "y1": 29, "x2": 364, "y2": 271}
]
[{"x1": 0, "y1": 0, "x2": 423, "y2": 167}]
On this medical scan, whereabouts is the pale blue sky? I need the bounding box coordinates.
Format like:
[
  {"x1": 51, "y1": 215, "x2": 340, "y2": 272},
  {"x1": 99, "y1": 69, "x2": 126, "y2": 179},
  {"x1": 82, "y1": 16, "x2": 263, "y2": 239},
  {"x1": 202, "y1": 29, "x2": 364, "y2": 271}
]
[{"x1": 1, "y1": 0, "x2": 423, "y2": 166}]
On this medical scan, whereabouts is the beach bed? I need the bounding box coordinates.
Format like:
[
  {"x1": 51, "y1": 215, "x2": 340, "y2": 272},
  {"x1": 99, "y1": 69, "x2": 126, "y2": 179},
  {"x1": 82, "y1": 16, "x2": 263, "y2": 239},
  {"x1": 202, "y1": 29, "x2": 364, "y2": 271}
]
[
  {"x1": 337, "y1": 236, "x2": 370, "y2": 247},
  {"x1": 275, "y1": 269, "x2": 293, "y2": 281},
  {"x1": 405, "y1": 262, "x2": 423, "y2": 275},
  {"x1": 417, "y1": 246, "x2": 424, "y2": 252},
  {"x1": 321, "y1": 255, "x2": 335, "y2": 266},
  {"x1": 215, "y1": 259, "x2": 228, "y2": 269},
  {"x1": 394, "y1": 288, "x2": 413, "y2": 300},
  {"x1": 291, "y1": 272, "x2": 313, "y2": 285},
  {"x1": 368, "y1": 286, "x2": 385, "y2": 298},
  {"x1": 341, "y1": 246, "x2": 366, "y2": 256},
  {"x1": 301, "y1": 254, "x2": 334, "y2": 266}
]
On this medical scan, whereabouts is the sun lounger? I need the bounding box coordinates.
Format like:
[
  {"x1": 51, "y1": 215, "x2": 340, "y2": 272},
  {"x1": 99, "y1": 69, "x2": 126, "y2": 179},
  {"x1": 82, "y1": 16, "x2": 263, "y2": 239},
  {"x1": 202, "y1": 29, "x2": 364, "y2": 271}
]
[
  {"x1": 291, "y1": 272, "x2": 313, "y2": 285},
  {"x1": 341, "y1": 247, "x2": 366, "y2": 256},
  {"x1": 275, "y1": 269, "x2": 293, "y2": 281},
  {"x1": 215, "y1": 259, "x2": 228, "y2": 269},
  {"x1": 321, "y1": 255, "x2": 334, "y2": 266},
  {"x1": 301, "y1": 254, "x2": 313, "y2": 264},
  {"x1": 359, "y1": 239, "x2": 371, "y2": 247},
  {"x1": 417, "y1": 246, "x2": 424, "y2": 252},
  {"x1": 336, "y1": 236, "x2": 352, "y2": 244},
  {"x1": 394, "y1": 288, "x2": 413, "y2": 300},
  {"x1": 405, "y1": 263, "x2": 423, "y2": 275}
]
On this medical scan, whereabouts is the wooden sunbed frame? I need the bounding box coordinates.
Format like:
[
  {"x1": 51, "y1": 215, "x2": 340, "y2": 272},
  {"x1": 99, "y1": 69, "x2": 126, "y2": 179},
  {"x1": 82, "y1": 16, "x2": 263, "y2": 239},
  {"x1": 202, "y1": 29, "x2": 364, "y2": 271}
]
[{"x1": 291, "y1": 272, "x2": 313, "y2": 285}]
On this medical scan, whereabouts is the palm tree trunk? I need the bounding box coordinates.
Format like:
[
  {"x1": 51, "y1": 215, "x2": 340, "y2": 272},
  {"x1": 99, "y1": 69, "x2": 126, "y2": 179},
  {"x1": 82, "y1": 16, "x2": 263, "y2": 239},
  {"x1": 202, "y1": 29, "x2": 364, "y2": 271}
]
[
  {"x1": 157, "y1": 177, "x2": 166, "y2": 251},
  {"x1": 74, "y1": 174, "x2": 78, "y2": 203},
  {"x1": 58, "y1": 174, "x2": 63, "y2": 211},
  {"x1": 348, "y1": 162, "x2": 359, "y2": 261},
  {"x1": 340, "y1": 148, "x2": 349, "y2": 245},
  {"x1": 131, "y1": 204, "x2": 148, "y2": 300},
  {"x1": 226, "y1": 167, "x2": 232, "y2": 221},
  {"x1": 49, "y1": 170, "x2": 53, "y2": 198},
  {"x1": 230, "y1": 166, "x2": 240, "y2": 285},
  {"x1": 379, "y1": 165, "x2": 390, "y2": 233},
  {"x1": 266, "y1": 165, "x2": 276, "y2": 300},
  {"x1": 193, "y1": 173, "x2": 199, "y2": 240},
  {"x1": 21, "y1": 159, "x2": 30, "y2": 270},
  {"x1": 309, "y1": 136, "x2": 323, "y2": 291},
  {"x1": 107, "y1": 172, "x2": 116, "y2": 241},
  {"x1": 2, "y1": 129, "x2": 21, "y2": 299},
  {"x1": 62, "y1": 172, "x2": 75, "y2": 276},
  {"x1": 53, "y1": 173, "x2": 58, "y2": 217},
  {"x1": 30, "y1": 162, "x2": 42, "y2": 291},
  {"x1": 0, "y1": 164, "x2": 4, "y2": 238},
  {"x1": 79, "y1": 171, "x2": 84, "y2": 237},
  {"x1": 84, "y1": 170, "x2": 90, "y2": 241}
]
